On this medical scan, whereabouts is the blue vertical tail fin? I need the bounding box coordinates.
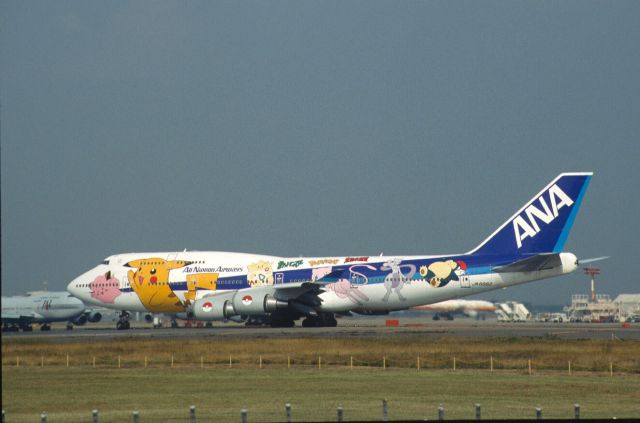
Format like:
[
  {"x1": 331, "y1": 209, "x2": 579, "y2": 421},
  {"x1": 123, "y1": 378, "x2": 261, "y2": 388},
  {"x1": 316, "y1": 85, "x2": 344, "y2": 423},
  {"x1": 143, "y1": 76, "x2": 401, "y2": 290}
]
[{"x1": 467, "y1": 172, "x2": 592, "y2": 257}]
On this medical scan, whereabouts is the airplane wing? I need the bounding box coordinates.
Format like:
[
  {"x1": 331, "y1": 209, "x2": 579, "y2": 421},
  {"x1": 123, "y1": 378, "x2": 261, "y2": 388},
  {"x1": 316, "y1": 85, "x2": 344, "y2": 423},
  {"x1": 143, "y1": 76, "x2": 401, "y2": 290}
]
[
  {"x1": 494, "y1": 253, "x2": 562, "y2": 273},
  {"x1": 193, "y1": 269, "x2": 347, "y2": 320},
  {"x1": 274, "y1": 271, "x2": 343, "y2": 290},
  {"x1": 198, "y1": 269, "x2": 343, "y2": 299}
]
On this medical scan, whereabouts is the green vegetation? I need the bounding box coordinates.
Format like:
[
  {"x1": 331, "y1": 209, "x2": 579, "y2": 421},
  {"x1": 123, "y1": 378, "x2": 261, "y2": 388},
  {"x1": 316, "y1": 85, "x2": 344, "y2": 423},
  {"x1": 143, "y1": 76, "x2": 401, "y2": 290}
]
[
  {"x1": 3, "y1": 337, "x2": 639, "y2": 421},
  {"x1": 2, "y1": 367, "x2": 640, "y2": 421}
]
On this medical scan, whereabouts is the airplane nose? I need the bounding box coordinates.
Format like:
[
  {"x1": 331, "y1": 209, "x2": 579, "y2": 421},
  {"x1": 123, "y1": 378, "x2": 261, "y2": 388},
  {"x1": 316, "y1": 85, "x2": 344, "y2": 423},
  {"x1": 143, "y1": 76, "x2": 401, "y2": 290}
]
[{"x1": 67, "y1": 278, "x2": 80, "y2": 296}]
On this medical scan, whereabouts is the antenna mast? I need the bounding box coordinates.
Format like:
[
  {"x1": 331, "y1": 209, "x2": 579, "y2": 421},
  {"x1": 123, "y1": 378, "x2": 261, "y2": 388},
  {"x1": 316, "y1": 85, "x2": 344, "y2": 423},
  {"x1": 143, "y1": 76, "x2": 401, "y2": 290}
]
[{"x1": 583, "y1": 267, "x2": 600, "y2": 302}]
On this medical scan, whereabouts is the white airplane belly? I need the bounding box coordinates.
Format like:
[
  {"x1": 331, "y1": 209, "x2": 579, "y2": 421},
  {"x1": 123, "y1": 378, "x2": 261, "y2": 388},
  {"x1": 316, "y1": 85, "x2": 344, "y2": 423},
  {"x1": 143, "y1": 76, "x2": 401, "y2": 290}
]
[
  {"x1": 112, "y1": 292, "x2": 146, "y2": 312},
  {"x1": 319, "y1": 278, "x2": 485, "y2": 312}
]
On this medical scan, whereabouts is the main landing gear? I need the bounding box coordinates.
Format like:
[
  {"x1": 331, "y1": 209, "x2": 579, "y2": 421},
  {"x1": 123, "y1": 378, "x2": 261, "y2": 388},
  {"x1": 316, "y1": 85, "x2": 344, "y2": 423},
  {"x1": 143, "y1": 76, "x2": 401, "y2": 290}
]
[
  {"x1": 116, "y1": 311, "x2": 131, "y2": 330},
  {"x1": 302, "y1": 312, "x2": 338, "y2": 328},
  {"x1": 2, "y1": 323, "x2": 19, "y2": 332},
  {"x1": 269, "y1": 312, "x2": 296, "y2": 328},
  {"x1": 40, "y1": 323, "x2": 51, "y2": 331}
]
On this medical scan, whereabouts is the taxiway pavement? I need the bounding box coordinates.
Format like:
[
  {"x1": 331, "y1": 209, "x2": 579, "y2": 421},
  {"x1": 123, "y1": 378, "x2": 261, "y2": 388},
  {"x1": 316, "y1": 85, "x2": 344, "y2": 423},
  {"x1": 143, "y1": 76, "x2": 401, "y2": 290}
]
[{"x1": 3, "y1": 316, "x2": 639, "y2": 343}]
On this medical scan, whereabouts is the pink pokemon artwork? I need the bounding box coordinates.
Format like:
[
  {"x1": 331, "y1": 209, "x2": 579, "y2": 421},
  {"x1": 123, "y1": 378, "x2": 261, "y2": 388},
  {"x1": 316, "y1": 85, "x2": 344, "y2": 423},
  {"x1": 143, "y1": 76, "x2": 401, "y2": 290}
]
[
  {"x1": 325, "y1": 265, "x2": 375, "y2": 306},
  {"x1": 90, "y1": 272, "x2": 122, "y2": 304}
]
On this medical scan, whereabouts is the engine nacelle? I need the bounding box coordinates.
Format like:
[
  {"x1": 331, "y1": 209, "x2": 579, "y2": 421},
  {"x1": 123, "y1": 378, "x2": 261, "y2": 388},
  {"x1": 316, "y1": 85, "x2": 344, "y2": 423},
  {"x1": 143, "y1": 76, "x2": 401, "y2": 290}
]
[
  {"x1": 193, "y1": 292, "x2": 236, "y2": 320},
  {"x1": 231, "y1": 289, "x2": 283, "y2": 315},
  {"x1": 193, "y1": 289, "x2": 288, "y2": 321},
  {"x1": 72, "y1": 314, "x2": 88, "y2": 326},
  {"x1": 144, "y1": 314, "x2": 154, "y2": 323},
  {"x1": 87, "y1": 311, "x2": 102, "y2": 323}
]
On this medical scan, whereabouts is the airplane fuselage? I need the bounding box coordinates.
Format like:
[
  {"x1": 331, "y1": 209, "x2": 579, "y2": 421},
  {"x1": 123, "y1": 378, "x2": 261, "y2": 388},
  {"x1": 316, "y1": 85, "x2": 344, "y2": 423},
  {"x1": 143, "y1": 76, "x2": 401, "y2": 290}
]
[
  {"x1": 1, "y1": 292, "x2": 87, "y2": 324},
  {"x1": 68, "y1": 251, "x2": 577, "y2": 315},
  {"x1": 66, "y1": 172, "x2": 591, "y2": 327}
]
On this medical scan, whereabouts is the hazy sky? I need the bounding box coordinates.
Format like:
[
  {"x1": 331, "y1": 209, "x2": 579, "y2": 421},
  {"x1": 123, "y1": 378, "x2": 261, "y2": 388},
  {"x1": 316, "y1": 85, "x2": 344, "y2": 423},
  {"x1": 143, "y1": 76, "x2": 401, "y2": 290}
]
[{"x1": 2, "y1": 1, "x2": 639, "y2": 305}]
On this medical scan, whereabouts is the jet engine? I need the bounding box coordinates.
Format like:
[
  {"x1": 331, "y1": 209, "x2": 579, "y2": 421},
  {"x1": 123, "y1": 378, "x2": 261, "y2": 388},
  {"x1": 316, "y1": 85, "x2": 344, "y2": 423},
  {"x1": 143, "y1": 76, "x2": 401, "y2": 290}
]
[
  {"x1": 87, "y1": 311, "x2": 102, "y2": 323},
  {"x1": 72, "y1": 314, "x2": 88, "y2": 326},
  {"x1": 193, "y1": 288, "x2": 288, "y2": 321}
]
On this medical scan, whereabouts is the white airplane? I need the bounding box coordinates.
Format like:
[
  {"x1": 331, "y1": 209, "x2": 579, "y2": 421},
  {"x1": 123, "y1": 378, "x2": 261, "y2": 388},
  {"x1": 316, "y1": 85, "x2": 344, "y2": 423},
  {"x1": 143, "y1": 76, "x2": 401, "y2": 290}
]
[
  {"x1": 1, "y1": 291, "x2": 102, "y2": 331},
  {"x1": 411, "y1": 299, "x2": 496, "y2": 320},
  {"x1": 67, "y1": 172, "x2": 592, "y2": 329}
]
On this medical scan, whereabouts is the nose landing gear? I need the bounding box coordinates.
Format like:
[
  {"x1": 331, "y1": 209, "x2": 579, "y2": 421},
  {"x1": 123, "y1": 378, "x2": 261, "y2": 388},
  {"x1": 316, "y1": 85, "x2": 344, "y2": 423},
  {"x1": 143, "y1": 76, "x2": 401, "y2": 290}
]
[{"x1": 116, "y1": 311, "x2": 131, "y2": 330}]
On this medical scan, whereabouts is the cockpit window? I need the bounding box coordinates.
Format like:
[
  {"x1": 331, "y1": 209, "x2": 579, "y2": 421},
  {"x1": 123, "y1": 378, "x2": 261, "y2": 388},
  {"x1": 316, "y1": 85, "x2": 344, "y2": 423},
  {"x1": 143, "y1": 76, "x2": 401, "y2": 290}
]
[{"x1": 102, "y1": 260, "x2": 110, "y2": 265}]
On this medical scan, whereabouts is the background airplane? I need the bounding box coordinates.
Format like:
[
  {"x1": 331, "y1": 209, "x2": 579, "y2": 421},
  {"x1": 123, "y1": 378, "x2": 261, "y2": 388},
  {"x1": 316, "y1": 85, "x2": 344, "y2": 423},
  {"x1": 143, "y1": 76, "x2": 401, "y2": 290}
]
[
  {"x1": 2, "y1": 291, "x2": 102, "y2": 331},
  {"x1": 67, "y1": 173, "x2": 592, "y2": 329},
  {"x1": 411, "y1": 299, "x2": 496, "y2": 320}
]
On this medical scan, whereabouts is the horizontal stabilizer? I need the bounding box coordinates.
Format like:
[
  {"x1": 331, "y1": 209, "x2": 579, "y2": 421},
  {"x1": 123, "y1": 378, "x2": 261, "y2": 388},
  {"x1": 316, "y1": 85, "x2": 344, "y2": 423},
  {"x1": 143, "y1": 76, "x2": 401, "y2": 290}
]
[
  {"x1": 494, "y1": 253, "x2": 562, "y2": 273},
  {"x1": 579, "y1": 256, "x2": 610, "y2": 265}
]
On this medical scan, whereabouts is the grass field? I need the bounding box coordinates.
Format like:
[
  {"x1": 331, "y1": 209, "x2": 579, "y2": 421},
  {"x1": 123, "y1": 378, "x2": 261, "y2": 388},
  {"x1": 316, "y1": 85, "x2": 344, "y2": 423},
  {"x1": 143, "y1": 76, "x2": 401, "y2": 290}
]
[
  {"x1": 3, "y1": 367, "x2": 640, "y2": 422},
  {"x1": 3, "y1": 336, "x2": 640, "y2": 372},
  {"x1": 3, "y1": 336, "x2": 640, "y2": 421}
]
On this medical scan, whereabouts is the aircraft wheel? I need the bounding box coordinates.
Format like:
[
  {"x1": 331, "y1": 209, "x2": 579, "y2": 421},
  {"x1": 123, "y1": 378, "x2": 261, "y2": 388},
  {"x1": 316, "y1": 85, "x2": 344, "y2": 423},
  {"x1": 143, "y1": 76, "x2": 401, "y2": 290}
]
[
  {"x1": 270, "y1": 314, "x2": 295, "y2": 328},
  {"x1": 302, "y1": 317, "x2": 317, "y2": 327},
  {"x1": 66, "y1": 323, "x2": 73, "y2": 330},
  {"x1": 116, "y1": 321, "x2": 124, "y2": 330},
  {"x1": 327, "y1": 315, "x2": 338, "y2": 327},
  {"x1": 315, "y1": 312, "x2": 337, "y2": 327},
  {"x1": 22, "y1": 325, "x2": 33, "y2": 332}
]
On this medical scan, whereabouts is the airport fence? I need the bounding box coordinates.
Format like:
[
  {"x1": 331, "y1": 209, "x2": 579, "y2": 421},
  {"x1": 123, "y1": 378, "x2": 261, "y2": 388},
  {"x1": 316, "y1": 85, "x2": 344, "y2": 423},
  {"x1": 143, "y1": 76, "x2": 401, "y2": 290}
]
[
  {"x1": 3, "y1": 352, "x2": 639, "y2": 375},
  {"x1": 1, "y1": 401, "x2": 588, "y2": 422}
]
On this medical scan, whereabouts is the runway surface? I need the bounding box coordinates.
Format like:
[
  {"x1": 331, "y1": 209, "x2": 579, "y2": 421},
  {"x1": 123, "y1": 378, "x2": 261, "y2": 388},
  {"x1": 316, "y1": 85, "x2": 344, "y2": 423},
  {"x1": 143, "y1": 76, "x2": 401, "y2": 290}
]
[{"x1": 3, "y1": 316, "x2": 640, "y2": 342}]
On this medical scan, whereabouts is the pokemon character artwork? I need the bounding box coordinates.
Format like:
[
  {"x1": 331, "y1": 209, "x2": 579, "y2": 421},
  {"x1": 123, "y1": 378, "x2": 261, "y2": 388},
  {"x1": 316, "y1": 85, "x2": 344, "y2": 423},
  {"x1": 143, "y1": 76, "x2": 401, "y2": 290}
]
[
  {"x1": 90, "y1": 272, "x2": 122, "y2": 304},
  {"x1": 419, "y1": 260, "x2": 467, "y2": 288},
  {"x1": 125, "y1": 258, "x2": 189, "y2": 312},
  {"x1": 247, "y1": 260, "x2": 274, "y2": 287}
]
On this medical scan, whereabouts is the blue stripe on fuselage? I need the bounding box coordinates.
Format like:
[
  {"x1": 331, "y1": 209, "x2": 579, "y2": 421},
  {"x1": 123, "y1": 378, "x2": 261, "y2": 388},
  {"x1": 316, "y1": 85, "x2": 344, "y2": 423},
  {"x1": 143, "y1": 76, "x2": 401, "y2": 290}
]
[{"x1": 122, "y1": 254, "x2": 524, "y2": 295}]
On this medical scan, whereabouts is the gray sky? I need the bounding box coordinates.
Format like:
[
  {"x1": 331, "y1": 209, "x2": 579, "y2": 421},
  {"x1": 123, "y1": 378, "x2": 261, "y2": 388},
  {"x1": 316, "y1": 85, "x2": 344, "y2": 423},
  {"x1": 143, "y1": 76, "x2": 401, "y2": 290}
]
[{"x1": 2, "y1": 1, "x2": 639, "y2": 305}]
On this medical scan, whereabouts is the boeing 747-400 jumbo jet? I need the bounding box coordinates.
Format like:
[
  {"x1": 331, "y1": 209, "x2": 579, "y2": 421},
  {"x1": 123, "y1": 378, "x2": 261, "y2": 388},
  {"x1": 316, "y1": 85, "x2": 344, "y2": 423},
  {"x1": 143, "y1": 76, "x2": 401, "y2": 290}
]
[
  {"x1": 67, "y1": 173, "x2": 593, "y2": 329},
  {"x1": 2, "y1": 291, "x2": 102, "y2": 331}
]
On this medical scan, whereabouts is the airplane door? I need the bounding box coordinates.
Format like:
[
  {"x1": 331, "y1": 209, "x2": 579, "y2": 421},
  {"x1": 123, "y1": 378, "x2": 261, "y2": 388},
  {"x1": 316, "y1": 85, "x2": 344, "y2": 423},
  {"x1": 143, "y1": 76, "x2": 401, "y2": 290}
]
[
  {"x1": 460, "y1": 275, "x2": 471, "y2": 288},
  {"x1": 275, "y1": 273, "x2": 284, "y2": 285}
]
